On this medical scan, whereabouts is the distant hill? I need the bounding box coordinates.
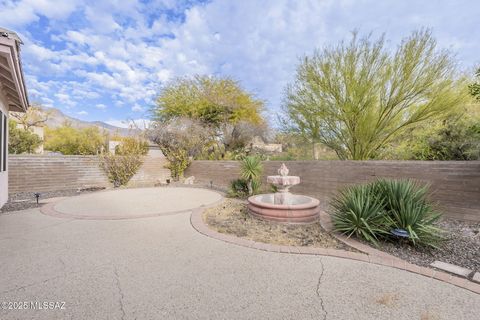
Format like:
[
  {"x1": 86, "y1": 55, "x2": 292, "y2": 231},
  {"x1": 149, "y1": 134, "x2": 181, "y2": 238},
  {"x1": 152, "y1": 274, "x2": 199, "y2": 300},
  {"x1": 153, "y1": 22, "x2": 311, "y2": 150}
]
[{"x1": 42, "y1": 107, "x2": 135, "y2": 136}]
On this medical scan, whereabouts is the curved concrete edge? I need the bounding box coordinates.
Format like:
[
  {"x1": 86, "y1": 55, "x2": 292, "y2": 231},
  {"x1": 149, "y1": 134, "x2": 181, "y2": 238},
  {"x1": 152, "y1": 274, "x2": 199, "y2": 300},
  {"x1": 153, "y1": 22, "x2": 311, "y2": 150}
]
[
  {"x1": 40, "y1": 188, "x2": 225, "y2": 220},
  {"x1": 191, "y1": 203, "x2": 480, "y2": 295}
]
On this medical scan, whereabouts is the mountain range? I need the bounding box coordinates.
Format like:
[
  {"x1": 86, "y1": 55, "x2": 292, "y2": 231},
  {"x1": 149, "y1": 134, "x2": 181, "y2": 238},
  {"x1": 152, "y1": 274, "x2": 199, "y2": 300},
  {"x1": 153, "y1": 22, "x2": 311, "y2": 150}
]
[{"x1": 42, "y1": 107, "x2": 135, "y2": 136}]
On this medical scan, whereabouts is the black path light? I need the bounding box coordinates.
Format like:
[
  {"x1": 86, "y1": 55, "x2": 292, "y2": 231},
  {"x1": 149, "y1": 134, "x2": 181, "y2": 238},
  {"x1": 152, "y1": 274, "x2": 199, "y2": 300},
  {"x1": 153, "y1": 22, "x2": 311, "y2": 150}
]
[
  {"x1": 34, "y1": 192, "x2": 41, "y2": 204},
  {"x1": 391, "y1": 228, "x2": 409, "y2": 238}
]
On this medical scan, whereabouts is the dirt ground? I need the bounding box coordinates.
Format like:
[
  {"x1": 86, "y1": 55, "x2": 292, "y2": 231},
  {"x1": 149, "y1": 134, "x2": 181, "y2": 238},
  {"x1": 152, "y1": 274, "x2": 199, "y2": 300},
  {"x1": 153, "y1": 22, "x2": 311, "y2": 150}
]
[{"x1": 202, "y1": 198, "x2": 350, "y2": 250}]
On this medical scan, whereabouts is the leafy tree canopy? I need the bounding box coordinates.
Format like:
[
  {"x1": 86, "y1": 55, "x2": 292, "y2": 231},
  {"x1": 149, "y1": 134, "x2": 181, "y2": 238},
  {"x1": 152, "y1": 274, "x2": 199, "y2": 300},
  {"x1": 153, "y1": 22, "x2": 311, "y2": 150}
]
[
  {"x1": 44, "y1": 124, "x2": 106, "y2": 155},
  {"x1": 8, "y1": 120, "x2": 43, "y2": 154},
  {"x1": 153, "y1": 75, "x2": 264, "y2": 127},
  {"x1": 283, "y1": 30, "x2": 468, "y2": 160}
]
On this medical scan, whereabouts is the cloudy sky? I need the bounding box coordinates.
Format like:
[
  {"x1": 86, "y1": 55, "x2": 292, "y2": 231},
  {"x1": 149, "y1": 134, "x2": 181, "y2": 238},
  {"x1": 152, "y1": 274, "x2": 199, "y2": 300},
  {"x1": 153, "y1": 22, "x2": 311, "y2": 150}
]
[{"x1": 1, "y1": 0, "x2": 478, "y2": 127}]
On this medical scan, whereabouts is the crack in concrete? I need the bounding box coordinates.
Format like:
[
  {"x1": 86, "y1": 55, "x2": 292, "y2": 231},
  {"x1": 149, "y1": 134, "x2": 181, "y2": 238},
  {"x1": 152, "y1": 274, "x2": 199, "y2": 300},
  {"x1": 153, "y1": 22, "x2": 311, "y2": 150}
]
[
  {"x1": 113, "y1": 266, "x2": 126, "y2": 320},
  {"x1": 316, "y1": 258, "x2": 328, "y2": 320}
]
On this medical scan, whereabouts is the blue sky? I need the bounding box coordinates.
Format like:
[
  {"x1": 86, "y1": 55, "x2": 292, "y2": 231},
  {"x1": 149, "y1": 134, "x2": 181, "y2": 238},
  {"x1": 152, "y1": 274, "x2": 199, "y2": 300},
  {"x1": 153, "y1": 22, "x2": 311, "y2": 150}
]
[{"x1": 1, "y1": 0, "x2": 479, "y2": 127}]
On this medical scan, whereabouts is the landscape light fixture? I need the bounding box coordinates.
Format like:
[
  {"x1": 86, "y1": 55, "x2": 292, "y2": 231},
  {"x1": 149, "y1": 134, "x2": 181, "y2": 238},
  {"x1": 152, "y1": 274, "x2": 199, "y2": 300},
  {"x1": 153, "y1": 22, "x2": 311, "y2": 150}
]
[
  {"x1": 34, "y1": 192, "x2": 41, "y2": 204},
  {"x1": 390, "y1": 228, "x2": 409, "y2": 238}
]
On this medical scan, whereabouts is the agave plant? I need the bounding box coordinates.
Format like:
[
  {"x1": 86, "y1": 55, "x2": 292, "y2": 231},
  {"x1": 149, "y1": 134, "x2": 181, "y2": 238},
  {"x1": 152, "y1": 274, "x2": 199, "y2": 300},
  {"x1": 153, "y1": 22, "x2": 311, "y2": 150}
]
[
  {"x1": 376, "y1": 179, "x2": 444, "y2": 247},
  {"x1": 240, "y1": 156, "x2": 263, "y2": 195},
  {"x1": 331, "y1": 183, "x2": 390, "y2": 245}
]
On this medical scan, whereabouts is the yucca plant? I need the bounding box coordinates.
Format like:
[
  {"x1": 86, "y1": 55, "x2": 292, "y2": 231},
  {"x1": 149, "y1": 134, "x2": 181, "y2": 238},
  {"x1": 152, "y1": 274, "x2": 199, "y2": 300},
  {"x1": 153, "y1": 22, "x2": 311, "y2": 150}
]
[
  {"x1": 331, "y1": 183, "x2": 390, "y2": 245},
  {"x1": 240, "y1": 156, "x2": 263, "y2": 195},
  {"x1": 376, "y1": 179, "x2": 444, "y2": 247}
]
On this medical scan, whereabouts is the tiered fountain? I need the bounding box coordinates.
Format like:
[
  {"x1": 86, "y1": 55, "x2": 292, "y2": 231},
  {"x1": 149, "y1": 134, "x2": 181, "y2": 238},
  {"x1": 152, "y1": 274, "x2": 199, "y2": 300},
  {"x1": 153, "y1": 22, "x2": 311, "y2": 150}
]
[{"x1": 247, "y1": 163, "x2": 320, "y2": 224}]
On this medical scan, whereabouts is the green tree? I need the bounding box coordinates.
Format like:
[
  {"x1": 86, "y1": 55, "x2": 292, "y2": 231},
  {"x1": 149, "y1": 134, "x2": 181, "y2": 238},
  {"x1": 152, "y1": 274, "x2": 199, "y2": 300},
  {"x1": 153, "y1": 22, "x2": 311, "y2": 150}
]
[
  {"x1": 8, "y1": 120, "x2": 42, "y2": 154},
  {"x1": 381, "y1": 104, "x2": 480, "y2": 160},
  {"x1": 283, "y1": 30, "x2": 467, "y2": 160},
  {"x1": 153, "y1": 75, "x2": 265, "y2": 152},
  {"x1": 44, "y1": 124, "x2": 106, "y2": 155},
  {"x1": 469, "y1": 68, "x2": 480, "y2": 101}
]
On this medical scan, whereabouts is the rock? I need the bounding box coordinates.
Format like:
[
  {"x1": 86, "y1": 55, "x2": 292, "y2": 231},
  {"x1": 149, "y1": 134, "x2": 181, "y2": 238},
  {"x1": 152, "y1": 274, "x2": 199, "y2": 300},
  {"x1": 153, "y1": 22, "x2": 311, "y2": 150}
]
[
  {"x1": 184, "y1": 176, "x2": 195, "y2": 185},
  {"x1": 473, "y1": 272, "x2": 480, "y2": 284}
]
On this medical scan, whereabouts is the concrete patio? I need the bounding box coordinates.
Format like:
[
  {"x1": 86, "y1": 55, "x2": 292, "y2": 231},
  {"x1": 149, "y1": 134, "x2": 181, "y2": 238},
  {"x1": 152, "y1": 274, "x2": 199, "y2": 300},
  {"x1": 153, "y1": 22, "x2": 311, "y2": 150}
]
[{"x1": 0, "y1": 188, "x2": 478, "y2": 319}]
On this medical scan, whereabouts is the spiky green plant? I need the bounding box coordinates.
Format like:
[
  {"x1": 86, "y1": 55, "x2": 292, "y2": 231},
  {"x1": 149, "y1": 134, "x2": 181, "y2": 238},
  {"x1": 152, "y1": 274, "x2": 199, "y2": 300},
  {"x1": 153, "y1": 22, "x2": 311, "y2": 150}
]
[
  {"x1": 376, "y1": 179, "x2": 444, "y2": 247},
  {"x1": 331, "y1": 183, "x2": 390, "y2": 245},
  {"x1": 240, "y1": 156, "x2": 263, "y2": 195},
  {"x1": 331, "y1": 179, "x2": 444, "y2": 248}
]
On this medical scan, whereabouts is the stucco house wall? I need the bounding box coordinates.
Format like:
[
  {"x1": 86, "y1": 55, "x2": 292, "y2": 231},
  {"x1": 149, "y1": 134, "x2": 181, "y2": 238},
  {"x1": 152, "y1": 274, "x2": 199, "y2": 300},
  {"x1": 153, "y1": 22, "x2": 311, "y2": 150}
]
[
  {"x1": 0, "y1": 28, "x2": 29, "y2": 208},
  {"x1": 0, "y1": 91, "x2": 8, "y2": 206}
]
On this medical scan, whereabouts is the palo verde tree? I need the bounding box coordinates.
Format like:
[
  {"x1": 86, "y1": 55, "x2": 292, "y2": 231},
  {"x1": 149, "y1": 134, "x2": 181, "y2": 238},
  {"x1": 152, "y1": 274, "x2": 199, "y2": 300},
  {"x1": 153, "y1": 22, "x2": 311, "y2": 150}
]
[
  {"x1": 153, "y1": 75, "x2": 265, "y2": 153},
  {"x1": 469, "y1": 68, "x2": 480, "y2": 101},
  {"x1": 283, "y1": 30, "x2": 467, "y2": 160}
]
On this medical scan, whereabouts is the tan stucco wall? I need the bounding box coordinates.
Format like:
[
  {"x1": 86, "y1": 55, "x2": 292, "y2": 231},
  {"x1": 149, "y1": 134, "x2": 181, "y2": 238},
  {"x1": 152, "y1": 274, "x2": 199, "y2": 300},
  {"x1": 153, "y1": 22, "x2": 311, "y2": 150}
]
[
  {"x1": 0, "y1": 91, "x2": 8, "y2": 207},
  {"x1": 186, "y1": 160, "x2": 480, "y2": 222}
]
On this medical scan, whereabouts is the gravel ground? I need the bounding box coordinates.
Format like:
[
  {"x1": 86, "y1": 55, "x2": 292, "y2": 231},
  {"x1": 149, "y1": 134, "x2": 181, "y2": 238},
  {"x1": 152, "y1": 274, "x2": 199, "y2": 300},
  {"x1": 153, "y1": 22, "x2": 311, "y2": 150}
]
[
  {"x1": 374, "y1": 218, "x2": 480, "y2": 272},
  {"x1": 203, "y1": 199, "x2": 351, "y2": 250},
  {"x1": 1, "y1": 188, "x2": 105, "y2": 213}
]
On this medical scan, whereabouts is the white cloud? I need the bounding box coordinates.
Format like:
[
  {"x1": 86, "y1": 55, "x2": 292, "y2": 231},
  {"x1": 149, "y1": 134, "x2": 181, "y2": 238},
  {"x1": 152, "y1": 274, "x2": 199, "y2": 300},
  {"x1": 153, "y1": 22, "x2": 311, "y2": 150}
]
[
  {"x1": 77, "y1": 110, "x2": 88, "y2": 116},
  {"x1": 131, "y1": 104, "x2": 144, "y2": 112},
  {"x1": 0, "y1": 0, "x2": 78, "y2": 27},
  {"x1": 96, "y1": 104, "x2": 107, "y2": 110},
  {"x1": 105, "y1": 118, "x2": 150, "y2": 129},
  {"x1": 3, "y1": 0, "x2": 479, "y2": 124}
]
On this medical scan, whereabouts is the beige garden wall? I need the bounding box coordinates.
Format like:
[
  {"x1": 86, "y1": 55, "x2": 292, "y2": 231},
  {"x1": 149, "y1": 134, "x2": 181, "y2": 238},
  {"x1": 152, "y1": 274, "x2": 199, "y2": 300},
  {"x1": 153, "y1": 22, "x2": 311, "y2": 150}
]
[
  {"x1": 8, "y1": 153, "x2": 170, "y2": 194},
  {"x1": 8, "y1": 155, "x2": 110, "y2": 193},
  {"x1": 185, "y1": 160, "x2": 480, "y2": 221},
  {"x1": 0, "y1": 92, "x2": 8, "y2": 207}
]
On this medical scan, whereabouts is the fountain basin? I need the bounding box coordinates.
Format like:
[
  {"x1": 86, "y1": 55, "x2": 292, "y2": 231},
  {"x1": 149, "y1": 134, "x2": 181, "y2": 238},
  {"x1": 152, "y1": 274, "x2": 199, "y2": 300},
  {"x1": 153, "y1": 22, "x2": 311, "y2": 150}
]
[{"x1": 247, "y1": 193, "x2": 320, "y2": 224}]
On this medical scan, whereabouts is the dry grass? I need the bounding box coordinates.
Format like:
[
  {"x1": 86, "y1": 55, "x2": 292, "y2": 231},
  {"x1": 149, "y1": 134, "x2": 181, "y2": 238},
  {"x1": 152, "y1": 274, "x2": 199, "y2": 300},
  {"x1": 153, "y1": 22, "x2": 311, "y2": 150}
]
[{"x1": 202, "y1": 199, "x2": 350, "y2": 250}]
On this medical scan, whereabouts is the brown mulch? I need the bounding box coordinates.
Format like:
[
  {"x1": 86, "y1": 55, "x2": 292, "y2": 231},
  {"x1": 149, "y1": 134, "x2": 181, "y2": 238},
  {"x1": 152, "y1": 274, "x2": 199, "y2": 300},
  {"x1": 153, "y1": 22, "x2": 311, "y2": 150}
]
[{"x1": 202, "y1": 198, "x2": 351, "y2": 250}]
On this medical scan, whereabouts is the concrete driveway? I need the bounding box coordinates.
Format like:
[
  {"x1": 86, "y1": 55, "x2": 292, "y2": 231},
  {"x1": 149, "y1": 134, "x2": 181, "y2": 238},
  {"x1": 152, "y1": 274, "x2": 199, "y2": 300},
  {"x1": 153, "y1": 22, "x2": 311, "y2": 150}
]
[{"x1": 0, "y1": 188, "x2": 478, "y2": 319}]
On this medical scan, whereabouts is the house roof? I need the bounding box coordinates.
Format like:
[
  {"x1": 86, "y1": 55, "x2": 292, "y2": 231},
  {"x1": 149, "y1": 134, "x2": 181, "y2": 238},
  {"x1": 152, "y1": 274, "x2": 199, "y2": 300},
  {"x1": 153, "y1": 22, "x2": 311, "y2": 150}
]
[{"x1": 0, "y1": 27, "x2": 29, "y2": 112}]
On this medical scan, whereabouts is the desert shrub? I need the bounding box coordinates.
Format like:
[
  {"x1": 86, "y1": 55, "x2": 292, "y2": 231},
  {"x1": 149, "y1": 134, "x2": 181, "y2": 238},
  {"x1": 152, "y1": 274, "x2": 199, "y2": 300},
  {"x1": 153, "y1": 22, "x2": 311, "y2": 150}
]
[
  {"x1": 376, "y1": 179, "x2": 444, "y2": 247},
  {"x1": 331, "y1": 179, "x2": 444, "y2": 247},
  {"x1": 331, "y1": 183, "x2": 389, "y2": 245},
  {"x1": 166, "y1": 149, "x2": 190, "y2": 181},
  {"x1": 228, "y1": 179, "x2": 249, "y2": 198},
  {"x1": 240, "y1": 156, "x2": 263, "y2": 195},
  {"x1": 149, "y1": 118, "x2": 213, "y2": 180},
  {"x1": 100, "y1": 154, "x2": 143, "y2": 187},
  {"x1": 115, "y1": 137, "x2": 149, "y2": 156}
]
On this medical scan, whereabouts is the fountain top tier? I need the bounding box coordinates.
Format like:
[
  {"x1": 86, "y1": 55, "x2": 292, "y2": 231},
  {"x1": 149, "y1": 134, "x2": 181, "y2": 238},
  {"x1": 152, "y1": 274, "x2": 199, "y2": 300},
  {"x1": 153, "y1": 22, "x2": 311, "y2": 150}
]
[{"x1": 266, "y1": 163, "x2": 300, "y2": 188}]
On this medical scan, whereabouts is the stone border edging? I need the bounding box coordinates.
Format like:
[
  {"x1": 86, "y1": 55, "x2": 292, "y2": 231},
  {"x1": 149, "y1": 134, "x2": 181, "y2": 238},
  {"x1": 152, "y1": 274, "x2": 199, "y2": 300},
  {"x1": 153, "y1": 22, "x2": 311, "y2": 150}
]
[{"x1": 190, "y1": 202, "x2": 480, "y2": 295}]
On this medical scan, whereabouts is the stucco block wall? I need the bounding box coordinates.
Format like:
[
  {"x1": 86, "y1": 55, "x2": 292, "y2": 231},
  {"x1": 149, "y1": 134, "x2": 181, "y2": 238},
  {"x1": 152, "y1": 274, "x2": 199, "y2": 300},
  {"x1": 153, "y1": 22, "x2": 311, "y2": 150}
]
[
  {"x1": 8, "y1": 155, "x2": 110, "y2": 193},
  {"x1": 185, "y1": 160, "x2": 480, "y2": 221},
  {"x1": 0, "y1": 95, "x2": 8, "y2": 207},
  {"x1": 8, "y1": 154, "x2": 170, "y2": 194}
]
